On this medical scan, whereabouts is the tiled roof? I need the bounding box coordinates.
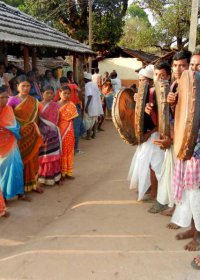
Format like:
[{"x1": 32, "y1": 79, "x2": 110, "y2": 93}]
[
  {"x1": 0, "y1": 1, "x2": 94, "y2": 55},
  {"x1": 121, "y1": 47, "x2": 159, "y2": 64}
]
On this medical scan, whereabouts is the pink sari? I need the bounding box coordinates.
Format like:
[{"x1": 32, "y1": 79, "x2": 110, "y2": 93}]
[{"x1": 38, "y1": 101, "x2": 61, "y2": 185}]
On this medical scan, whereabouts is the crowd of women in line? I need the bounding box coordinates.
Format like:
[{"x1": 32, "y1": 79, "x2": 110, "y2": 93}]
[{"x1": 0, "y1": 66, "x2": 93, "y2": 218}]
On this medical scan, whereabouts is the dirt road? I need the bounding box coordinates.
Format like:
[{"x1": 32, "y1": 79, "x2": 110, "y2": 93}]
[{"x1": 0, "y1": 121, "x2": 199, "y2": 280}]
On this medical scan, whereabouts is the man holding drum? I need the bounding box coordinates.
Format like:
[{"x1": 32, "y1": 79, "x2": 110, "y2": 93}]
[
  {"x1": 146, "y1": 61, "x2": 174, "y2": 214},
  {"x1": 128, "y1": 65, "x2": 165, "y2": 202},
  {"x1": 167, "y1": 50, "x2": 200, "y2": 253},
  {"x1": 150, "y1": 53, "x2": 190, "y2": 218}
]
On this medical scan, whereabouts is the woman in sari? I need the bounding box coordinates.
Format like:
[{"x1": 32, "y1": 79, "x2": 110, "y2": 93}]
[
  {"x1": 101, "y1": 78, "x2": 114, "y2": 113},
  {"x1": 54, "y1": 77, "x2": 85, "y2": 154},
  {"x1": 7, "y1": 75, "x2": 43, "y2": 193},
  {"x1": 38, "y1": 86, "x2": 61, "y2": 187},
  {"x1": 0, "y1": 86, "x2": 25, "y2": 202},
  {"x1": 58, "y1": 86, "x2": 78, "y2": 179}
]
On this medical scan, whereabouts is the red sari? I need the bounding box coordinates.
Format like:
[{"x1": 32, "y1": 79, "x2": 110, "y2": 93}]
[{"x1": 58, "y1": 102, "x2": 78, "y2": 176}]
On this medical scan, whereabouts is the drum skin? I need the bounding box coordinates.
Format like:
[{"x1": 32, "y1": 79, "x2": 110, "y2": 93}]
[
  {"x1": 135, "y1": 81, "x2": 157, "y2": 144},
  {"x1": 154, "y1": 79, "x2": 170, "y2": 139},
  {"x1": 135, "y1": 81, "x2": 148, "y2": 143},
  {"x1": 174, "y1": 70, "x2": 200, "y2": 160},
  {"x1": 112, "y1": 87, "x2": 137, "y2": 145}
]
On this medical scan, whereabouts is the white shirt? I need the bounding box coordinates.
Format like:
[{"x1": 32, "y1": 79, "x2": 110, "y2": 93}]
[
  {"x1": 111, "y1": 78, "x2": 121, "y2": 95},
  {"x1": 85, "y1": 81, "x2": 103, "y2": 117},
  {"x1": 92, "y1": 73, "x2": 102, "y2": 88}
]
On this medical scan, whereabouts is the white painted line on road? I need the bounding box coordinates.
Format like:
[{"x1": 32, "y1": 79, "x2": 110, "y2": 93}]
[
  {"x1": 71, "y1": 200, "x2": 141, "y2": 209},
  {"x1": 0, "y1": 239, "x2": 24, "y2": 246},
  {"x1": 111, "y1": 179, "x2": 128, "y2": 182},
  {"x1": 45, "y1": 234, "x2": 153, "y2": 239},
  {"x1": 0, "y1": 249, "x2": 192, "y2": 262}
]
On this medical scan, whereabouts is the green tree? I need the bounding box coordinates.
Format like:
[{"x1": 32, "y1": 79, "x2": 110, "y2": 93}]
[
  {"x1": 2, "y1": 0, "x2": 24, "y2": 7},
  {"x1": 127, "y1": 3, "x2": 149, "y2": 22},
  {"x1": 119, "y1": 4, "x2": 159, "y2": 50},
  {"x1": 133, "y1": 0, "x2": 198, "y2": 50},
  {"x1": 19, "y1": 0, "x2": 128, "y2": 49}
]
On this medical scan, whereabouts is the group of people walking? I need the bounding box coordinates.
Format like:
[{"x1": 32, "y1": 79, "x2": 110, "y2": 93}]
[{"x1": 127, "y1": 48, "x2": 200, "y2": 269}]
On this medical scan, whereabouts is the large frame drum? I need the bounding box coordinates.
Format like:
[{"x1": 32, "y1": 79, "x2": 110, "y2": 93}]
[
  {"x1": 135, "y1": 81, "x2": 157, "y2": 144},
  {"x1": 174, "y1": 70, "x2": 200, "y2": 160},
  {"x1": 154, "y1": 79, "x2": 170, "y2": 139},
  {"x1": 112, "y1": 87, "x2": 137, "y2": 145}
]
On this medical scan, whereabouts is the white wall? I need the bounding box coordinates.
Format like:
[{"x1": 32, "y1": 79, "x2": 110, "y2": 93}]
[{"x1": 98, "y1": 57, "x2": 142, "y2": 80}]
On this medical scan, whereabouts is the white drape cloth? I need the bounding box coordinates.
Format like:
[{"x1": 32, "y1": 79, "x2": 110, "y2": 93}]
[
  {"x1": 128, "y1": 132, "x2": 165, "y2": 200},
  {"x1": 171, "y1": 189, "x2": 200, "y2": 231},
  {"x1": 157, "y1": 146, "x2": 175, "y2": 207}
]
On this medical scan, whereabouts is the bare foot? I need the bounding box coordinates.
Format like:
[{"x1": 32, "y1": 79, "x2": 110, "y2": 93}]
[
  {"x1": 166, "y1": 223, "x2": 180, "y2": 230},
  {"x1": 2, "y1": 211, "x2": 10, "y2": 218},
  {"x1": 185, "y1": 239, "x2": 200, "y2": 251},
  {"x1": 18, "y1": 194, "x2": 32, "y2": 202},
  {"x1": 160, "y1": 207, "x2": 175, "y2": 217},
  {"x1": 61, "y1": 175, "x2": 66, "y2": 181},
  {"x1": 176, "y1": 229, "x2": 194, "y2": 240},
  {"x1": 65, "y1": 175, "x2": 75, "y2": 180},
  {"x1": 34, "y1": 187, "x2": 44, "y2": 194},
  {"x1": 56, "y1": 180, "x2": 64, "y2": 185}
]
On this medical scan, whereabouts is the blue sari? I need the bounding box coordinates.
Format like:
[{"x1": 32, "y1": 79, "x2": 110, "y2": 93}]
[{"x1": 0, "y1": 105, "x2": 24, "y2": 198}]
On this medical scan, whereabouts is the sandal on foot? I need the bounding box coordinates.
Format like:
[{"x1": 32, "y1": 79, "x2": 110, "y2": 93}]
[
  {"x1": 148, "y1": 203, "x2": 168, "y2": 214},
  {"x1": 141, "y1": 195, "x2": 155, "y2": 203},
  {"x1": 191, "y1": 257, "x2": 200, "y2": 270}
]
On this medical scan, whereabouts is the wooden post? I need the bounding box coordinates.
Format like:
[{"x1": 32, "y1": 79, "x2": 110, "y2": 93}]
[
  {"x1": 88, "y1": 0, "x2": 92, "y2": 73},
  {"x1": 73, "y1": 55, "x2": 77, "y2": 81},
  {"x1": 3, "y1": 43, "x2": 8, "y2": 66},
  {"x1": 23, "y1": 45, "x2": 29, "y2": 73},
  {"x1": 189, "y1": 0, "x2": 199, "y2": 52},
  {"x1": 77, "y1": 55, "x2": 84, "y2": 90},
  {"x1": 32, "y1": 48, "x2": 37, "y2": 69}
]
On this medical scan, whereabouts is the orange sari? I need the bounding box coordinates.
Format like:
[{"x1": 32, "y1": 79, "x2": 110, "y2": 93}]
[
  {"x1": 14, "y1": 96, "x2": 43, "y2": 192},
  {"x1": 58, "y1": 102, "x2": 78, "y2": 176},
  {"x1": 0, "y1": 106, "x2": 16, "y2": 157}
]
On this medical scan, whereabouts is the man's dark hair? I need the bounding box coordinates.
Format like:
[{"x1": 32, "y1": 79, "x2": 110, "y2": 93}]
[
  {"x1": 154, "y1": 61, "x2": 171, "y2": 75},
  {"x1": 45, "y1": 69, "x2": 52, "y2": 76},
  {"x1": 60, "y1": 76, "x2": 68, "y2": 84},
  {"x1": 95, "y1": 68, "x2": 99, "y2": 74},
  {"x1": 67, "y1": 71, "x2": 73, "y2": 77},
  {"x1": 173, "y1": 50, "x2": 192, "y2": 64},
  {"x1": 110, "y1": 71, "x2": 117, "y2": 79},
  {"x1": 130, "y1": 83, "x2": 137, "y2": 89}
]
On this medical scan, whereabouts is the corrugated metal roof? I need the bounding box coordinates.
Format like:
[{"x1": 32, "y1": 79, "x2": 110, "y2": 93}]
[{"x1": 0, "y1": 1, "x2": 94, "y2": 55}]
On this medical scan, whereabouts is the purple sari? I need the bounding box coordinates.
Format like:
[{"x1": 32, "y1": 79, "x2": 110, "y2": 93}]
[{"x1": 38, "y1": 101, "x2": 61, "y2": 185}]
